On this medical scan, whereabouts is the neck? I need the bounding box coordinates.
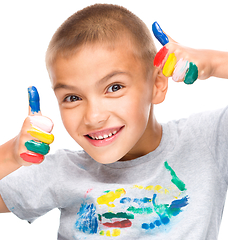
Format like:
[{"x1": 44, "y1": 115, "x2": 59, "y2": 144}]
[{"x1": 119, "y1": 112, "x2": 162, "y2": 161}]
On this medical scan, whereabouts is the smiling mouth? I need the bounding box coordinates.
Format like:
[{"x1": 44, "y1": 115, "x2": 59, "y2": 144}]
[{"x1": 86, "y1": 126, "x2": 124, "y2": 140}]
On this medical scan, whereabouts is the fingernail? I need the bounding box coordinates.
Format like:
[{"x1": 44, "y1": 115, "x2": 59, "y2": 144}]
[
  {"x1": 28, "y1": 86, "x2": 40, "y2": 114},
  {"x1": 152, "y1": 22, "x2": 169, "y2": 46}
]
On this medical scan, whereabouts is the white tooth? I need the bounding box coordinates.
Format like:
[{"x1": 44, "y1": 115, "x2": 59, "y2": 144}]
[
  {"x1": 108, "y1": 133, "x2": 112, "y2": 137},
  {"x1": 91, "y1": 136, "x2": 95, "y2": 139},
  {"x1": 95, "y1": 137, "x2": 99, "y2": 140},
  {"x1": 113, "y1": 130, "x2": 117, "y2": 135},
  {"x1": 98, "y1": 136, "x2": 104, "y2": 140},
  {"x1": 103, "y1": 134, "x2": 109, "y2": 139}
]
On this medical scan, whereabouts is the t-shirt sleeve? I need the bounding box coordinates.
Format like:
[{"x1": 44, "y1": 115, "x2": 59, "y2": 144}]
[
  {"x1": 201, "y1": 106, "x2": 228, "y2": 185},
  {"x1": 0, "y1": 152, "x2": 61, "y2": 223}
]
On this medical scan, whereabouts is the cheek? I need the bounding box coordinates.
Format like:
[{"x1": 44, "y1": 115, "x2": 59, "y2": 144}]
[
  {"x1": 60, "y1": 109, "x2": 80, "y2": 137},
  {"x1": 119, "y1": 90, "x2": 151, "y2": 119}
]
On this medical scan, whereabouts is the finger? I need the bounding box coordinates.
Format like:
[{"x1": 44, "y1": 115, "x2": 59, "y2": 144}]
[
  {"x1": 154, "y1": 46, "x2": 169, "y2": 68},
  {"x1": 25, "y1": 140, "x2": 50, "y2": 155},
  {"x1": 183, "y1": 62, "x2": 198, "y2": 84},
  {"x1": 20, "y1": 151, "x2": 44, "y2": 164},
  {"x1": 29, "y1": 116, "x2": 53, "y2": 133},
  {"x1": 172, "y1": 59, "x2": 190, "y2": 82},
  {"x1": 27, "y1": 126, "x2": 54, "y2": 144},
  {"x1": 152, "y1": 22, "x2": 169, "y2": 46},
  {"x1": 28, "y1": 86, "x2": 41, "y2": 115},
  {"x1": 162, "y1": 53, "x2": 177, "y2": 77}
]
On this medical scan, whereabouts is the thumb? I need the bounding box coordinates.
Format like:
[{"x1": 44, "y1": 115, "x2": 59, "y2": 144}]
[
  {"x1": 28, "y1": 86, "x2": 41, "y2": 116},
  {"x1": 152, "y1": 22, "x2": 177, "y2": 46}
]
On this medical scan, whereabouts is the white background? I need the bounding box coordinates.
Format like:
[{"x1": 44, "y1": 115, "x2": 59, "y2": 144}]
[{"x1": 0, "y1": 0, "x2": 228, "y2": 239}]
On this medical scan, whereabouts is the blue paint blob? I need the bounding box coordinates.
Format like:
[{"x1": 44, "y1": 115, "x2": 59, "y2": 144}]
[
  {"x1": 152, "y1": 22, "x2": 169, "y2": 46},
  {"x1": 150, "y1": 222, "x2": 155, "y2": 229},
  {"x1": 28, "y1": 86, "x2": 40, "y2": 114},
  {"x1": 170, "y1": 196, "x2": 189, "y2": 209},
  {"x1": 75, "y1": 203, "x2": 98, "y2": 234},
  {"x1": 142, "y1": 223, "x2": 150, "y2": 230},
  {"x1": 133, "y1": 197, "x2": 152, "y2": 205},
  {"x1": 161, "y1": 216, "x2": 170, "y2": 225},
  {"x1": 120, "y1": 197, "x2": 131, "y2": 204},
  {"x1": 154, "y1": 220, "x2": 161, "y2": 226}
]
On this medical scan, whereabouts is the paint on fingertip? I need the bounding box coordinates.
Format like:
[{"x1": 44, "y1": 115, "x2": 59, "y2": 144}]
[
  {"x1": 172, "y1": 59, "x2": 190, "y2": 82},
  {"x1": 29, "y1": 116, "x2": 53, "y2": 133},
  {"x1": 27, "y1": 126, "x2": 54, "y2": 144},
  {"x1": 28, "y1": 86, "x2": 40, "y2": 114},
  {"x1": 25, "y1": 140, "x2": 50, "y2": 155},
  {"x1": 154, "y1": 46, "x2": 169, "y2": 67},
  {"x1": 20, "y1": 151, "x2": 44, "y2": 164},
  {"x1": 184, "y1": 62, "x2": 198, "y2": 84},
  {"x1": 152, "y1": 22, "x2": 169, "y2": 46},
  {"x1": 162, "y1": 53, "x2": 177, "y2": 77}
]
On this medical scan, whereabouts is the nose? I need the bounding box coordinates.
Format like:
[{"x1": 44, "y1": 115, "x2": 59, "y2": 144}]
[{"x1": 83, "y1": 99, "x2": 110, "y2": 127}]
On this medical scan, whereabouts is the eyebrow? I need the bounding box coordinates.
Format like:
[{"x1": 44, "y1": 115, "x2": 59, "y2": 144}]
[
  {"x1": 96, "y1": 71, "x2": 129, "y2": 87},
  {"x1": 53, "y1": 83, "x2": 76, "y2": 92},
  {"x1": 53, "y1": 71, "x2": 128, "y2": 92}
]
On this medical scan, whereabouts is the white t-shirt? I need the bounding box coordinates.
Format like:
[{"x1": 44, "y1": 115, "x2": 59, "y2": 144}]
[{"x1": 1, "y1": 107, "x2": 228, "y2": 240}]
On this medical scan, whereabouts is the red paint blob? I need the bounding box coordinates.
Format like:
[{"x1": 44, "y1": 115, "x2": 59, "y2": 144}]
[
  {"x1": 154, "y1": 46, "x2": 168, "y2": 67},
  {"x1": 103, "y1": 219, "x2": 132, "y2": 228},
  {"x1": 20, "y1": 151, "x2": 44, "y2": 164}
]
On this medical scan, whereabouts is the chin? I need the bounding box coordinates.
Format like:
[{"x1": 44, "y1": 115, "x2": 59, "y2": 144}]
[{"x1": 87, "y1": 150, "x2": 125, "y2": 164}]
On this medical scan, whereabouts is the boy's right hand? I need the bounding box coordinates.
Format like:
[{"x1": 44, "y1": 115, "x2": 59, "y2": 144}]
[
  {"x1": 152, "y1": 22, "x2": 215, "y2": 84},
  {"x1": 15, "y1": 86, "x2": 54, "y2": 166}
]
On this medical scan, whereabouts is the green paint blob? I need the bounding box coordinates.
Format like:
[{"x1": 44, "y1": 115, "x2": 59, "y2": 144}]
[
  {"x1": 25, "y1": 140, "x2": 50, "y2": 155},
  {"x1": 184, "y1": 62, "x2": 198, "y2": 85},
  {"x1": 102, "y1": 212, "x2": 134, "y2": 219},
  {"x1": 164, "y1": 161, "x2": 186, "y2": 191},
  {"x1": 127, "y1": 206, "x2": 153, "y2": 214}
]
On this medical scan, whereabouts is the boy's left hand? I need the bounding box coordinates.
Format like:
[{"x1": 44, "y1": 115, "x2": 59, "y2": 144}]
[{"x1": 152, "y1": 22, "x2": 214, "y2": 84}]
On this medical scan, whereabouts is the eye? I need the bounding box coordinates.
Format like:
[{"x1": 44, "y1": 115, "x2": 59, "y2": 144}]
[
  {"x1": 64, "y1": 95, "x2": 81, "y2": 102},
  {"x1": 107, "y1": 84, "x2": 123, "y2": 93}
]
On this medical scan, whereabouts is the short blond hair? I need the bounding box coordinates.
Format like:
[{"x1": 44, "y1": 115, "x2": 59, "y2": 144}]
[{"x1": 46, "y1": 4, "x2": 157, "y2": 73}]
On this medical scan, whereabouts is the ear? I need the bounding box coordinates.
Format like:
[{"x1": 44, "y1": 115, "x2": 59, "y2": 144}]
[{"x1": 152, "y1": 68, "x2": 168, "y2": 104}]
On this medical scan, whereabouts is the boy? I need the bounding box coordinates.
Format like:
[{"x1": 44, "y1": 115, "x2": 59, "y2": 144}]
[{"x1": 0, "y1": 3, "x2": 228, "y2": 239}]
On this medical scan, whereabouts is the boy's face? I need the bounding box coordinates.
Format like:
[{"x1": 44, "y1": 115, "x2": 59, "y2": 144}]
[{"x1": 50, "y1": 41, "x2": 162, "y2": 164}]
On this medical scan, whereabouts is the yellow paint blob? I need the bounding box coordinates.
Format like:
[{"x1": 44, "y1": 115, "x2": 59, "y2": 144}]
[
  {"x1": 154, "y1": 185, "x2": 162, "y2": 193},
  {"x1": 28, "y1": 126, "x2": 54, "y2": 144},
  {"x1": 106, "y1": 230, "x2": 111, "y2": 236},
  {"x1": 97, "y1": 188, "x2": 126, "y2": 207},
  {"x1": 112, "y1": 229, "x2": 121, "y2": 237},
  {"x1": 133, "y1": 185, "x2": 144, "y2": 189},
  {"x1": 144, "y1": 185, "x2": 154, "y2": 191},
  {"x1": 163, "y1": 53, "x2": 177, "y2": 77}
]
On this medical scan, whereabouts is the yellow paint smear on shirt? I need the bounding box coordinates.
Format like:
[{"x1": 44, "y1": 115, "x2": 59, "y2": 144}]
[
  {"x1": 112, "y1": 229, "x2": 121, "y2": 237},
  {"x1": 133, "y1": 185, "x2": 144, "y2": 189},
  {"x1": 106, "y1": 230, "x2": 111, "y2": 236},
  {"x1": 97, "y1": 188, "x2": 126, "y2": 207}
]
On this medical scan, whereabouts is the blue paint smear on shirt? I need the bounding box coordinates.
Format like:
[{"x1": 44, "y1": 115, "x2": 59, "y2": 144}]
[{"x1": 75, "y1": 203, "x2": 98, "y2": 234}]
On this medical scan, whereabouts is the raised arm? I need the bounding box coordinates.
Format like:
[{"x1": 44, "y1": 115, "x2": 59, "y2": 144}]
[
  {"x1": 152, "y1": 22, "x2": 228, "y2": 82},
  {"x1": 0, "y1": 86, "x2": 54, "y2": 179}
]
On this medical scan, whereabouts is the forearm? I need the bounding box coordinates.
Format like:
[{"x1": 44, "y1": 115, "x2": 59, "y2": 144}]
[
  {"x1": 211, "y1": 50, "x2": 228, "y2": 79},
  {"x1": 0, "y1": 138, "x2": 21, "y2": 180}
]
